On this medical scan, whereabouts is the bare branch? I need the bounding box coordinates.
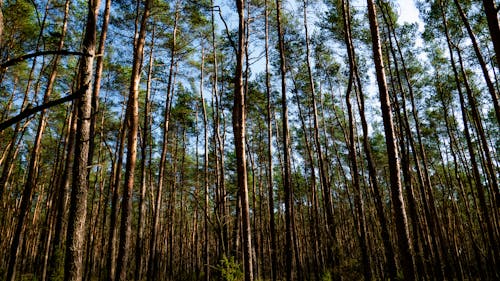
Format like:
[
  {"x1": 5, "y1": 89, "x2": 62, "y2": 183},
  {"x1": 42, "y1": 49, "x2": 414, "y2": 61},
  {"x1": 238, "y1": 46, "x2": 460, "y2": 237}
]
[
  {"x1": 1, "y1": 50, "x2": 92, "y2": 69},
  {"x1": 0, "y1": 84, "x2": 88, "y2": 132}
]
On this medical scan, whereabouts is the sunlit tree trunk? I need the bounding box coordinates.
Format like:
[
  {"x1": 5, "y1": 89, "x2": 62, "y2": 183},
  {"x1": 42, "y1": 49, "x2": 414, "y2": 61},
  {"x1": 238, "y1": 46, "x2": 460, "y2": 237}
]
[
  {"x1": 64, "y1": 0, "x2": 100, "y2": 279},
  {"x1": 339, "y1": 0, "x2": 397, "y2": 278},
  {"x1": 115, "y1": 0, "x2": 151, "y2": 278},
  {"x1": 199, "y1": 46, "x2": 211, "y2": 281},
  {"x1": 135, "y1": 22, "x2": 154, "y2": 281}
]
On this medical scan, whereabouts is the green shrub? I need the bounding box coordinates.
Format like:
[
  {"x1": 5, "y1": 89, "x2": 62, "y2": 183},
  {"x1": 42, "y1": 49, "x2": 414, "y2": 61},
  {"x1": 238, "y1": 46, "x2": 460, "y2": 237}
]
[{"x1": 217, "y1": 255, "x2": 243, "y2": 281}]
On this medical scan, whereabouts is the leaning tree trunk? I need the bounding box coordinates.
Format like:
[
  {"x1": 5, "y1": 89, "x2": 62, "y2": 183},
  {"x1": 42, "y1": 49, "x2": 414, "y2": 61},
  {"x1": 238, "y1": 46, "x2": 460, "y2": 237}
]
[
  {"x1": 341, "y1": 0, "x2": 398, "y2": 277},
  {"x1": 366, "y1": 0, "x2": 416, "y2": 280},
  {"x1": 453, "y1": 0, "x2": 500, "y2": 124},
  {"x1": 482, "y1": 0, "x2": 500, "y2": 69}
]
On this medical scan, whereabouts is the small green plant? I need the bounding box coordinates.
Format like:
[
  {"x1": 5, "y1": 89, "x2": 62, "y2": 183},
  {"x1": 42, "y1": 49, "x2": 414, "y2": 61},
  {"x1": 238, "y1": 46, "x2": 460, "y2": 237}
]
[
  {"x1": 217, "y1": 255, "x2": 243, "y2": 281},
  {"x1": 321, "y1": 270, "x2": 332, "y2": 281}
]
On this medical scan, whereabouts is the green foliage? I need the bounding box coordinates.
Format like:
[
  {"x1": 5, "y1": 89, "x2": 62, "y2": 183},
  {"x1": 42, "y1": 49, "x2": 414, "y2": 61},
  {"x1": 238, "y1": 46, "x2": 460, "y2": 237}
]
[
  {"x1": 216, "y1": 255, "x2": 243, "y2": 281},
  {"x1": 320, "y1": 270, "x2": 332, "y2": 281},
  {"x1": 2, "y1": 0, "x2": 38, "y2": 54}
]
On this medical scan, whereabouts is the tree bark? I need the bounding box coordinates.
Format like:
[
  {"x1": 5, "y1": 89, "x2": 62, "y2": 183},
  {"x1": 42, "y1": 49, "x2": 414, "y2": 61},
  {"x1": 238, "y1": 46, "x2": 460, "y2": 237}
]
[
  {"x1": 135, "y1": 22, "x2": 155, "y2": 281},
  {"x1": 366, "y1": 0, "x2": 416, "y2": 280},
  {"x1": 115, "y1": 0, "x2": 151, "y2": 278},
  {"x1": 275, "y1": 0, "x2": 295, "y2": 279},
  {"x1": 234, "y1": 1, "x2": 253, "y2": 280},
  {"x1": 482, "y1": 0, "x2": 500, "y2": 69},
  {"x1": 64, "y1": 0, "x2": 100, "y2": 279}
]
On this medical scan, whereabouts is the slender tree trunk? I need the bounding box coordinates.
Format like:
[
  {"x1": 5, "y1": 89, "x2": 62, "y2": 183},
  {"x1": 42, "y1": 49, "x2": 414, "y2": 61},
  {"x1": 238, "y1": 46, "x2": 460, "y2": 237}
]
[
  {"x1": 106, "y1": 112, "x2": 127, "y2": 281},
  {"x1": 339, "y1": 0, "x2": 398, "y2": 279},
  {"x1": 335, "y1": 3, "x2": 399, "y2": 278},
  {"x1": 335, "y1": 0, "x2": 371, "y2": 278},
  {"x1": 264, "y1": 1, "x2": 277, "y2": 279},
  {"x1": 275, "y1": 0, "x2": 293, "y2": 280},
  {"x1": 439, "y1": 1, "x2": 500, "y2": 273},
  {"x1": 115, "y1": 0, "x2": 151, "y2": 278},
  {"x1": 148, "y1": 4, "x2": 177, "y2": 279},
  {"x1": 48, "y1": 102, "x2": 76, "y2": 281},
  {"x1": 453, "y1": 0, "x2": 500, "y2": 124},
  {"x1": 135, "y1": 22, "x2": 155, "y2": 281},
  {"x1": 64, "y1": 0, "x2": 100, "y2": 279},
  {"x1": 366, "y1": 1, "x2": 416, "y2": 280},
  {"x1": 87, "y1": 0, "x2": 111, "y2": 173},
  {"x1": 199, "y1": 46, "x2": 211, "y2": 281}
]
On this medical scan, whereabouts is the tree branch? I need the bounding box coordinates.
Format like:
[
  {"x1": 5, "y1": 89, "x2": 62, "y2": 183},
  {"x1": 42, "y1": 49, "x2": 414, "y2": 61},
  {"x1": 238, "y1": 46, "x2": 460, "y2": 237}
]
[
  {"x1": 0, "y1": 84, "x2": 88, "y2": 132},
  {"x1": 1, "y1": 50, "x2": 92, "y2": 69}
]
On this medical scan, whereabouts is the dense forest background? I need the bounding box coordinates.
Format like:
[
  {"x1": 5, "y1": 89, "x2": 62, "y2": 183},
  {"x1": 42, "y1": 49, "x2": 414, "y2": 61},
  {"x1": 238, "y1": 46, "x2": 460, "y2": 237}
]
[{"x1": 0, "y1": 0, "x2": 499, "y2": 280}]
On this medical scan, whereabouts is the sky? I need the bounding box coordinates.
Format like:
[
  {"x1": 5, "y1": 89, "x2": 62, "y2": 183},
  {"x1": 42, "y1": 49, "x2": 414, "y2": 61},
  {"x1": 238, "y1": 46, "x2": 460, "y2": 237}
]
[{"x1": 396, "y1": 0, "x2": 423, "y2": 29}]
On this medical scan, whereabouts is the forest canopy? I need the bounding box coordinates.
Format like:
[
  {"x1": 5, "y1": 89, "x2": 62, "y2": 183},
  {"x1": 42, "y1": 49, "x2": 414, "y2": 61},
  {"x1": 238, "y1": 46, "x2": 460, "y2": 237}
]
[{"x1": 0, "y1": 0, "x2": 499, "y2": 280}]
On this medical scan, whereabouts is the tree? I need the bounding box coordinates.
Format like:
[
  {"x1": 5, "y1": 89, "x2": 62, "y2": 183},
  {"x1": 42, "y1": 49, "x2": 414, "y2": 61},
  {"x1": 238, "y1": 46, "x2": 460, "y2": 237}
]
[
  {"x1": 115, "y1": 0, "x2": 152, "y2": 279},
  {"x1": 366, "y1": 0, "x2": 416, "y2": 280},
  {"x1": 64, "y1": 0, "x2": 100, "y2": 279},
  {"x1": 234, "y1": 0, "x2": 253, "y2": 280}
]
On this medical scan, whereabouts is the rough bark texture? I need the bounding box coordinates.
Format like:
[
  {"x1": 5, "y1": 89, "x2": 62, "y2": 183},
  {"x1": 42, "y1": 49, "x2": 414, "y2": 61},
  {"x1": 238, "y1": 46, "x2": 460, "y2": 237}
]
[
  {"x1": 64, "y1": 0, "x2": 99, "y2": 279},
  {"x1": 234, "y1": 1, "x2": 253, "y2": 280}
]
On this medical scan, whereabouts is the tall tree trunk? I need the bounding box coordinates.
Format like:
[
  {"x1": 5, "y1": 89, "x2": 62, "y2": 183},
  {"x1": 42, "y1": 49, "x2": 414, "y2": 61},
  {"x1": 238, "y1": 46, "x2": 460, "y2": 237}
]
[
  {"x1": 275, "y1": 0, "x2": 294, "y2": 280},
  {"x1": 366, "y1": 1, "x2": 416, "y2": 280},
  {"x1": 210, "y1": 0, "x2": 229, "y2": 257},
  {"x1": 135, "y1": 22, "x2": 155, "y2": 281},
  {"x1": 106, "y1": 111, "x2": 127, "y2": 281},
  {"x1": 264, "y1": 1, "x2": 277, "y2": 280},
  {"x1": 64, "y1": 0, "x2": 100, "y2": 279},
  {"x1": 115, "y1": 0, "x2": 151, "y2": 278},
  {"x1": 336, "y1": 0, "x2": 371, "y2": 278},
  {"x1": 148, "y1": 4, "x2": 177, "y2": 280},
  {"x1": 340, "y1": 0, "x2": 397, "y2": 278},
  {"x1": 199, "y1": 46, "x2": 211, "y2": 281},
  {"x1": 234, "y1": 1, "x2": 253, "y2": 280}
]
